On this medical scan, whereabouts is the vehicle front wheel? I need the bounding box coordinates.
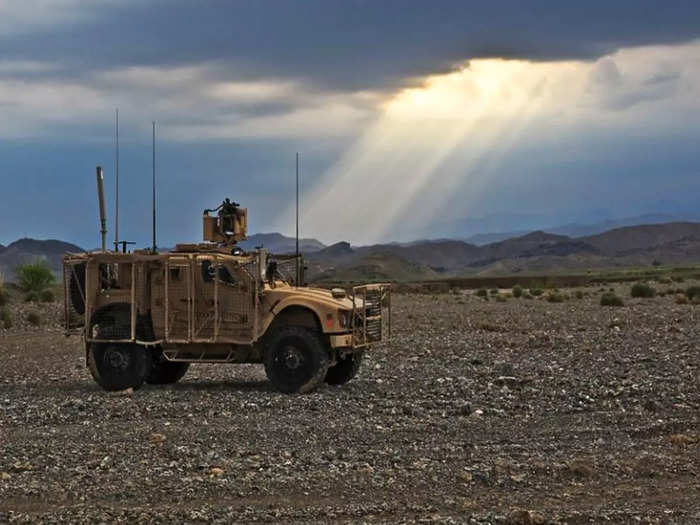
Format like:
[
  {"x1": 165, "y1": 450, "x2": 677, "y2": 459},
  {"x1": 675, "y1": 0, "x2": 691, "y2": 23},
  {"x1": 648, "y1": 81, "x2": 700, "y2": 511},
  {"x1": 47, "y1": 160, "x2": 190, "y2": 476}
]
[
  {"x1": 264, "y1": 326, "x2": 329, "y2": 393},
  {"x1": 146, "y1": 351, "x2": 189, "y2": 385},
  {"x1": 87, "y1": 343, "x2": 151, "y2": 391},
  {"x1": 325, "y1": 349, "x2": 364, "y2": 385}
]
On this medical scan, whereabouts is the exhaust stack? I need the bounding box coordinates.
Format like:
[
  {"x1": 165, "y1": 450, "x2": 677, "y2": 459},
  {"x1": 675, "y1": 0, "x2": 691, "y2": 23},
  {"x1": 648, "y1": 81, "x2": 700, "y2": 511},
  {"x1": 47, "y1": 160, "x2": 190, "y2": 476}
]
[{"x1": 96, "y1": 166, "x2": 108, "y2": 252}]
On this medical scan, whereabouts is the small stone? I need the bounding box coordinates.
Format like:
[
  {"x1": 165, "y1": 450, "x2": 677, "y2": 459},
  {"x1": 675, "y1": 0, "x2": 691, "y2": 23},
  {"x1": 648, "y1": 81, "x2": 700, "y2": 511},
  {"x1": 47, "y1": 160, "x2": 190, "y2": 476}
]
[
  {"x1": 209, "y1": 467, "x2": 225, "y2": 477},
  {"x1": 458, "y1": 471, "x2": 472, "y2": 482},
  {"x1": 110, "y1": 387, "x2": 133, "y2": 397},
  {"x1": 0, "y1": 472, "x2": 10, "y2": 480},
  {"x1": 151, "y1": 433, "x2": 167, "y2": 444}
]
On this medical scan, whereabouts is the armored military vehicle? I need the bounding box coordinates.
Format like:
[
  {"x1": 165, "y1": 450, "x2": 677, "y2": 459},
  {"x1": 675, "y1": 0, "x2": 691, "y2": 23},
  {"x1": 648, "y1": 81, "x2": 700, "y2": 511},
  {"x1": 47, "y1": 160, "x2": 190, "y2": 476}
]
[{"x1": 63, "y1": 168, "x2": 390, "y2": 393}]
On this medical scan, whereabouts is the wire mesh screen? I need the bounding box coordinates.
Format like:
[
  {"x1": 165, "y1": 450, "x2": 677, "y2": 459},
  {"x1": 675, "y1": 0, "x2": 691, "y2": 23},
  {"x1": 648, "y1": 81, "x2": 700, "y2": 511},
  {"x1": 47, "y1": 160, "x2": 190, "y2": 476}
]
[
  {"x1": 216, "y1": 262, "x2": 256, "y2": 341},
  {"x1": 268, "y1": 254, "x2": 304, "y2": 286},
  {"x1": 351, "y1": 284, "x2": 391, "y2": 347},
  {"x1": 165, "y1": 261, "x2": 191, "y2": 341},
  {"x1": 63, "y1": 260, "x2": 86, "y2": 333}
]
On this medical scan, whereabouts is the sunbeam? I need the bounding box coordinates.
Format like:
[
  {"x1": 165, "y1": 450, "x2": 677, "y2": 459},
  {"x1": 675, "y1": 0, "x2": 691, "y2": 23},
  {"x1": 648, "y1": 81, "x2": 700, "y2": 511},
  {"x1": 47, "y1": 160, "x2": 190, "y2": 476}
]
[{"x1": 281, "y1": 58, "x2": 586, "y2": 244}]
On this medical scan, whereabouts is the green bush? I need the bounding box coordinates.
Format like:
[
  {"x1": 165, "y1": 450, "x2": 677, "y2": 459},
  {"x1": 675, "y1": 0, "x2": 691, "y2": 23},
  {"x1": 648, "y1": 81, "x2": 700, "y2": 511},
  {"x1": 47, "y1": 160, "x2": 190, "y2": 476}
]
[
  {"x1": 546, "y1": 292, "x2": 565, "y2": 303},
  {"x1": 685, "y1": 286, "x2": 700, "y2": 300},
  {"x1": 630, "y1": 282, "x2": 655, "y2": 298},
  {"x1": 495, "y1": 294, "x2": 507, "y2": 302},
  {"x1": 475, "y1": 288, "x2": 488, "y2": 297},
  {"x1": 24, "y1": 291, "x2": 40, "y2": 303},
  {"x1": 489, "y1": 288, "x2": 499, "y2": 295},
  {"x1": 0, "y1": 287, "x2": 7, "y2": 307},
  {"x1": 676, "y1": 295, "x2": 689, "y2": 305},
  {"x1": 574, "y1": 290, "x2": 584, "y2": 299},
  {"x1": 26, "y1": 311, "x2": 41, "y2": 326},
  {"x1": 15, "y1": 259, "x2": 56, "y2": 294},
  {"x1": 601, "y1": 292, "x2": 624, "y2": 307},
  {"x1": 523, "y1": 292, "x2": 533, "y2": 300},
  {"x1": 530, "y1": 288, "x2": 544, "y2": 297},
  {"x1": 39, "y1": 289, "x2": 55, "y2": 303},
  {"x1": 656, "y1": 276, "x2": 672, "y2": 284},
  {"x1": 0, "y1": 307, "x2": 12, "y2": 329},
  {"x1": 512, "y1": 285, "x2": 522, "y2": 298}
]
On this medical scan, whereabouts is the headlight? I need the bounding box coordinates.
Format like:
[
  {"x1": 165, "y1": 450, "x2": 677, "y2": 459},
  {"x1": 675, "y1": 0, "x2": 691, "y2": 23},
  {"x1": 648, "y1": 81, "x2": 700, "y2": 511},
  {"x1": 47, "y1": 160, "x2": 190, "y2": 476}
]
[{"x1": 338, "y1": 309, "x2": 351, "y2": 328}]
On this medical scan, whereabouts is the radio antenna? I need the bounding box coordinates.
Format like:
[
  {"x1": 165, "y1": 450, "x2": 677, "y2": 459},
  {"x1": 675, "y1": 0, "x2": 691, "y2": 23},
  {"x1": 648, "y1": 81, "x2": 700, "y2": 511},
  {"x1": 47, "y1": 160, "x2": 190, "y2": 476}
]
[
  {"x1": 295, "y1": 152, "x2": 300, "y2": 286},
  {"x1": 152, "y1": 120, "x2": 157, "y2": 252},
  {"x1": 114, "y1": 108, "x2": 119, "y2": 251}
]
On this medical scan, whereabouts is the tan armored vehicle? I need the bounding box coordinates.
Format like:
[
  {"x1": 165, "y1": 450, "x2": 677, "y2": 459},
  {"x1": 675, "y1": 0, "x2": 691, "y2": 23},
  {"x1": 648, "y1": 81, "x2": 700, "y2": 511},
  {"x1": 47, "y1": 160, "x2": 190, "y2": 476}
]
[{"x1": 63, "y1": 169, "x2": 391, "y2": 394}]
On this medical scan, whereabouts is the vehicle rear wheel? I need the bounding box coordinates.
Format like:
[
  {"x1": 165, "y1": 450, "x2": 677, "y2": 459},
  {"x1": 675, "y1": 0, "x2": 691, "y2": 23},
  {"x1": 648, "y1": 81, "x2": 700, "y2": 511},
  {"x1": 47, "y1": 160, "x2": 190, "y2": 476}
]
[
  {"x1": 325, "y1": 349, "x2": 364, "y2": 385},
  {"x1": 264, "y1": 326, "x2": 329, "y2": 393},
  {"x1": 146, "y1": 351, "x2": 189, "y2": 385},
  {"x1": 87, "y1": 343, "x2": 151, "y2": 391}
]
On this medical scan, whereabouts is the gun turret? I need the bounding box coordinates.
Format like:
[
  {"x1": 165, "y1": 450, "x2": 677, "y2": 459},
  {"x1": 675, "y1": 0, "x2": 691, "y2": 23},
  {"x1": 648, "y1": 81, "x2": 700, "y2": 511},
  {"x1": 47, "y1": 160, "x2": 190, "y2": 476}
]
[{"x1": 203, "y1": 198, "x2": 248, "y2": 244}]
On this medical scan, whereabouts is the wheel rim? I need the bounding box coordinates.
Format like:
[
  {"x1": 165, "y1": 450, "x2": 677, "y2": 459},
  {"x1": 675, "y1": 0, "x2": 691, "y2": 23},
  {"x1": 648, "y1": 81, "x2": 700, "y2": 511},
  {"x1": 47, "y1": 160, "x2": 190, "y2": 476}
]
[
  {"x1": 273, "y1": 341, "x2": 313, "y2": 385},
  {"x1": 103, "y1": 347, "x2": 129, "y2": 370}
]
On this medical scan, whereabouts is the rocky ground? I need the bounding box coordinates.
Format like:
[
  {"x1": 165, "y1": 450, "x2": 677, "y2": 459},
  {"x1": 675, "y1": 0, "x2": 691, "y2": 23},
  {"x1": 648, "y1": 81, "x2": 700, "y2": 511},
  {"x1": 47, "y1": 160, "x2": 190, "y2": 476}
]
[{"x1": 0, "y1": 287, "x2": 698, "y2": 523}]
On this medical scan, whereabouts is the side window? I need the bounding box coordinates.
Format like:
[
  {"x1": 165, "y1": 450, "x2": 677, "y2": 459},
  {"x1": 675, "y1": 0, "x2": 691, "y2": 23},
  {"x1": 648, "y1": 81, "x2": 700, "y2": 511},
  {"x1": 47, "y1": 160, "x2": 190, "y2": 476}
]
[
  {"x1": 200, "y1": 260, "x2": 237, "y2": 286},
  {"x1": 201, "y1": 260, "x2": 215, "y2": 283}
]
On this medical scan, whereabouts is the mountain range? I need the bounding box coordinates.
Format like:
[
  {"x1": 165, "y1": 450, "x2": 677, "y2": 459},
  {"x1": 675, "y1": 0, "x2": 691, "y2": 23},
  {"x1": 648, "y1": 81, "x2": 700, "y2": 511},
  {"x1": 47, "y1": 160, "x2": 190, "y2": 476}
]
[{"x1": 4, "y1": 221, "x2": 700, "y2": 283}]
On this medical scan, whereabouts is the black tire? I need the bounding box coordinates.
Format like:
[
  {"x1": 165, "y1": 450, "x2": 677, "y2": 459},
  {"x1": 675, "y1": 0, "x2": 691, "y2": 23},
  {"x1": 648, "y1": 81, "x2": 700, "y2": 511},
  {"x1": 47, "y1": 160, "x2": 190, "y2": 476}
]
[
  {"x1": 146, "y1": 351, "x2": 189, "y2": 385},
  {"x1": 264, "y1": 326, "x2": 329, "y2": 393},
  {"x1": 69, "y1": 263, "x2": 86, "y2": 315},
  {"x1": 87, "y1": 343, "x2": 151, "y2": 391},
  {"x1": 325, "y1": 349, "x2": 364, "y2": 385}
]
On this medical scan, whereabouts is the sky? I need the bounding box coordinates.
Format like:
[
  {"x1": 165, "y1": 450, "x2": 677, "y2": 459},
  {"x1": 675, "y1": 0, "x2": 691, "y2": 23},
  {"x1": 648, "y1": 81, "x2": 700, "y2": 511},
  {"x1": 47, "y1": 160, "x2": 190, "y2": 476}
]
[{"x1": 1, "y1": 0, "x2": 700, "y2": 248}]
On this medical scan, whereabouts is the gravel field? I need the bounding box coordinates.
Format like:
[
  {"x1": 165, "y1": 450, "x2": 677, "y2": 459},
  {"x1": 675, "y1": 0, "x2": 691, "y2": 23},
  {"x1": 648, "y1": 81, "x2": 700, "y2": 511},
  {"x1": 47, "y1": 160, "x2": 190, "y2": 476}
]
[{"x1": 1, "y1": 289, "x2": 699, "y2": 523}]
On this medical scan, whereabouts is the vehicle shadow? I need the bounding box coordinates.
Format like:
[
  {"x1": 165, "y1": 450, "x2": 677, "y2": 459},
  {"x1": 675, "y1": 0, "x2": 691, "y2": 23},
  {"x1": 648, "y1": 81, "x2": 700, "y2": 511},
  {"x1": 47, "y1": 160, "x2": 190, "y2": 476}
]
[{"x1": 145, "y1": 379, "x2": 272, "y2": 393}]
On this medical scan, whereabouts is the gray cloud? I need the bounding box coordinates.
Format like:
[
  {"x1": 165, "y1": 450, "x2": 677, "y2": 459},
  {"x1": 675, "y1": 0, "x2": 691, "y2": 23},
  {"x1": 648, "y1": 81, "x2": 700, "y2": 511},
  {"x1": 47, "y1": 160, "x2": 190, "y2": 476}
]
[{"x1": 2, "y1": 1, "x2": 700, "y2": 91}]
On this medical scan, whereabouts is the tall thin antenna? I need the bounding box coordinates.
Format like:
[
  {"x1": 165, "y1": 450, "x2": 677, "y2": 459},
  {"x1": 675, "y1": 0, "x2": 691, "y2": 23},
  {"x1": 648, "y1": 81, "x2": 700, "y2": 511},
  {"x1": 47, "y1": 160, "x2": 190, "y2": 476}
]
[
  {"x1": 152, "y1": 120, "x2": 157, "y2": 252},
  {"x1": 295, "y1": 152, "x2": 300, "y2": 286},
  {"x1": 114, "y1": 108, "x2": 119, "y2": 251}
]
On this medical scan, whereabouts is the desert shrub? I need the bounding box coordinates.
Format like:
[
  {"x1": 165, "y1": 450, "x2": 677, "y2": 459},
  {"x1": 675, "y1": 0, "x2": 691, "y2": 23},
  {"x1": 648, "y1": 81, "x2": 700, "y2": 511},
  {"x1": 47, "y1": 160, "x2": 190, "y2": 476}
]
[
  {"x1": 546, "y1": 292, "x2": 565, "y2": 303},
  {"x1": 530, "y1": 288, "x2": 544, "y2": 297},
  {"x1": 575, "y1": 290, "x2": 584, "y2": 299},
  {"x1": 24, "y1": 291, "x2": 40, "y2": 303},
  {"x1": 15, "y1": 259, "x2": 55, "y2": 294},
  {"x1": 512, "y1": 285, "x2": 522, "y2": 298},
  {"x1": 676, "y1": 295, "x2": 689, "y2": 305},
  {"x1": 631, "y1": 282, "x2": 655, "y2": 298},
  {"x1": 495, "y1": 294, "x2": 507, "y2": 302},
  {"x1": 489, "y1": 288, "x2": 499, "y2": 295},
  {"x1": 523, "y1": 292, "x2": 533, "y2": 300},
  {"x1": 601, "y1": 292, "x2": 624, "y2": 307},
  {"x1": 26, "y1": 311, "x2": 41, "y2": 326},
  {"x1": 0, "y1": 307, "x2": 12, "y2": 329},
  {"x1": 656, "y1": 276, "x2": 672, "y2": 284},
  {"x1": 685, "y1": 286, "x2": 700, "y2": 300},
  {"x1": 475, "y1": 288, "x2": 488, "y2": 297},
  {"x1": 672, "y1": 276, "x2": 685, "y2": 283},
  {"x1": 39, "y1": 289, "x2": 55, "y2": 303},
  {"x1": 0, "y1": 287, "x2": 7, "y2": 307}
]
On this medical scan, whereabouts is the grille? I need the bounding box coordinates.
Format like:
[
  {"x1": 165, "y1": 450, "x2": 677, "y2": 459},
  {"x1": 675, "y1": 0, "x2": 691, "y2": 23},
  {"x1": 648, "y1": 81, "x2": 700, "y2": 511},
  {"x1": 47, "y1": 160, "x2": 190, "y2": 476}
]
[{"x1": 366, "y1": 317, "x2": 382, "y2": 342}]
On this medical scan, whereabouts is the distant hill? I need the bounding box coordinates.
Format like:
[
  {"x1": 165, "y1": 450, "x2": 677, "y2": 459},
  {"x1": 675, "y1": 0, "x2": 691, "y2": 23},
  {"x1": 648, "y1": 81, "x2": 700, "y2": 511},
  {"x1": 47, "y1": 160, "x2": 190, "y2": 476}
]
[
  {"x1": 238, "y1": 233, "x2": 325, "y2": 254},
  {"x1": 306, "y1": 222, "x2": 700, "y2": 282},
  {"x1": 0, "y1": 238, "x2": 84, "y2": 280}
]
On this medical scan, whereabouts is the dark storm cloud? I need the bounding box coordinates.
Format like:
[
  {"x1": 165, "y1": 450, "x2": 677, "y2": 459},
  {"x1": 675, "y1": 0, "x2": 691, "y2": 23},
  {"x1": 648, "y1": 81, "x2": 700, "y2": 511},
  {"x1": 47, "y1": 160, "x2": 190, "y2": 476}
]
[{"x1": 2, "y1": 0, "x2": 700, "y2": 90}]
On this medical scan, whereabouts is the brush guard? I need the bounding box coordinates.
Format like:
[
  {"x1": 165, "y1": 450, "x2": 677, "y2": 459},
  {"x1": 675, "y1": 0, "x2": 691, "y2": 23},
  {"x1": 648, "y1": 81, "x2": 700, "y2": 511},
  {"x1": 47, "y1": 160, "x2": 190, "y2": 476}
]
[{"x1": 350, "y1": 283, "x2": 391, "y2": 348}]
